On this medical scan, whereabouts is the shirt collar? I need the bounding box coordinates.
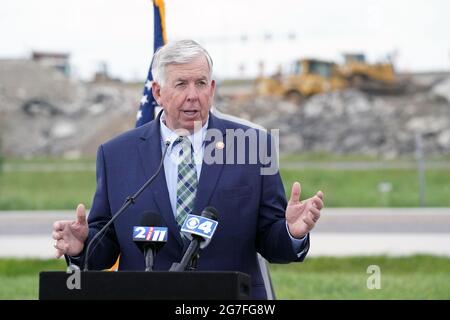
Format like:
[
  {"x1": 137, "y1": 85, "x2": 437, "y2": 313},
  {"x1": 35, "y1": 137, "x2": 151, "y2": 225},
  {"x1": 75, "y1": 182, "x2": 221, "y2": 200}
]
[{"x1": 159, "y1": 111, "x2": 209, "y2": 154}]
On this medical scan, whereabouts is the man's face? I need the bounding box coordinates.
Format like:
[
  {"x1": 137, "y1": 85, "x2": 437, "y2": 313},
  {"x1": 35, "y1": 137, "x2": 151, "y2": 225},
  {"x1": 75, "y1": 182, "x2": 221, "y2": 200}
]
[{"x1": 152, "y1": 55, "x2": 215, "y2": 132}]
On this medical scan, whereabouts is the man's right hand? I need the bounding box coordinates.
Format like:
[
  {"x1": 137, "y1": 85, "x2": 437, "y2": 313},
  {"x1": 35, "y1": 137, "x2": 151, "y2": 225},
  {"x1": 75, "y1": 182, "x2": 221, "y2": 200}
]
[{"x1": 52, "y1": 204, "x2": 89, "y2": 259}]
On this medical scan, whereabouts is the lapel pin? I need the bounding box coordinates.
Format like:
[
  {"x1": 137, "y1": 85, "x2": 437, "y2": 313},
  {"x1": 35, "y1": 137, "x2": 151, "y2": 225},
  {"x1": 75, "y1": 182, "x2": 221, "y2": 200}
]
[{"x1": 215, "y1": 141, "x2": 225, "y2": 150}]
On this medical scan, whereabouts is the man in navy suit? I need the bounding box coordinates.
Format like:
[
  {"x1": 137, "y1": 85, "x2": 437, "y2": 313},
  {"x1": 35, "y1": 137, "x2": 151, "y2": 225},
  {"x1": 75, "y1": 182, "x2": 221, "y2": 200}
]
[{"x1": 52, "y1": 40, "x2": 324, "y2": 299}]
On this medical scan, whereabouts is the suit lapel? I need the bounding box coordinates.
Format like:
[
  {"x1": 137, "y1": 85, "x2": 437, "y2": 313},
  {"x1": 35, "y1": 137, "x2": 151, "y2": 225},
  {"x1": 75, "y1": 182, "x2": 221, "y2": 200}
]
[
  {"x1": 137, "y1": 116, "x2": 184, "y2": 248},
  {"x1": 194, "y1": 113, "x2": 226, "y2": 215}
]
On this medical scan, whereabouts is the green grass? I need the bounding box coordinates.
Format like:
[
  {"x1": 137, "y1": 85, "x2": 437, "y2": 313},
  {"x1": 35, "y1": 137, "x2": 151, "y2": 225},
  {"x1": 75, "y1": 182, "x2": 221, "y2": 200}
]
[
  {"x1": 1, "y1": 256, "x2": 448, "y2": 299},
  {"x1": 273, "y1": 273, "x2": 450, "y2": 299},
  {"x1": 270, "y1": 255, "x2": 450, "y2": 299},
  {"x1": 280, "y1": 152, "x2": 382, "y2": 162},
  {"x1": 0, "y1": 170, "x2": 95, "y2": 210},
  {"x1": 0, "y1": 157, "x2": 449, "y2": 209},
  {"x1": 0, "y1": 155, "x2": 96, "y2": 210},
  {"x1": 280, "y1": 168, "x2": 450, "y2": 207},
  {"x1": 0, "y1": 259, "x2": 66, "y2": 300}
]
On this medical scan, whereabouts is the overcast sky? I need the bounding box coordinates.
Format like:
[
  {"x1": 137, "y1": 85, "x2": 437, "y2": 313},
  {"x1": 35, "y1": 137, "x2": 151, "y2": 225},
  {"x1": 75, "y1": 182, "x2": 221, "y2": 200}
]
[{"x1": 1, "y1": 0, "x2": 449, "y2": 81}]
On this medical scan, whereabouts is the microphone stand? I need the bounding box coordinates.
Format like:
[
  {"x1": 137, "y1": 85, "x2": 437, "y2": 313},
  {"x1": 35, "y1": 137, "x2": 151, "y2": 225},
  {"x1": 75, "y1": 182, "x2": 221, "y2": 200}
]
[
  {"x1": 144, "y1": 247, "x2": 155, "y2": 272},
  {"x1": 170, "y1": 238, "x2": 201, "y2": 272},
  {"x1": 83, "y1": 140, "x2": 171, "y2": 271},
  {"x1": 187, "y1": 252, "x2": 199, "y2": 271},
  {"x1": 169, "y1": 208, "x2": 218, "y2": 272}
]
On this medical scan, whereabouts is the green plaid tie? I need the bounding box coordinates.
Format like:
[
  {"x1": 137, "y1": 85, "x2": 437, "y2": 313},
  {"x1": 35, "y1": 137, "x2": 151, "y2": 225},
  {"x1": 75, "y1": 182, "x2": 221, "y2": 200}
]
[{"x1": 176, "y1": 137, "x2": 198, "y2": 227}]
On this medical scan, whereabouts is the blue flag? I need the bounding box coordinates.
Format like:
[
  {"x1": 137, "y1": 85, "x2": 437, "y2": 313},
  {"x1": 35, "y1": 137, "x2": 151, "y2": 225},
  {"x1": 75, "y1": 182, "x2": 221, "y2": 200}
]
[{"x1": 136, "y1": 0, "x2": 167, "y2": 127}]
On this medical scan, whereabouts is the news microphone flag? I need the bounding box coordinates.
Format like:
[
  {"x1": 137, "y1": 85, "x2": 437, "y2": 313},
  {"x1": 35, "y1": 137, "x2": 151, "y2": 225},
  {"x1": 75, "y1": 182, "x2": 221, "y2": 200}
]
[
  {"x1": 136, "y1": 0, "x2": 167, "y2": 127},
  {"x1": 133, "y1": 226, "x2": 168, "y2": 242},
  {"x1": 180, "y1": 214, "x2": 218, "y2": 240}
]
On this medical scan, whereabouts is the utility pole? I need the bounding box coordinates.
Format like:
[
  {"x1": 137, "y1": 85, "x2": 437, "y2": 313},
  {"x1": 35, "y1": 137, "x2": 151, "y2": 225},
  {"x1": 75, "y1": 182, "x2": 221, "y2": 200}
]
[{"x1": 415, "y1": 132, "x2": 426, "y2": 207}]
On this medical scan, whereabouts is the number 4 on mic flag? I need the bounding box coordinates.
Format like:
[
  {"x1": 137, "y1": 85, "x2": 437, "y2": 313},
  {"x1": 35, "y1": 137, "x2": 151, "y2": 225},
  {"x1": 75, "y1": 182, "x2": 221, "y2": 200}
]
[
  {"x1": 181, "y1": 214, "x2": 219, "y2": 239},
  {"x1": 136, "y1": 0, "x2": 167, "y2": 127}
]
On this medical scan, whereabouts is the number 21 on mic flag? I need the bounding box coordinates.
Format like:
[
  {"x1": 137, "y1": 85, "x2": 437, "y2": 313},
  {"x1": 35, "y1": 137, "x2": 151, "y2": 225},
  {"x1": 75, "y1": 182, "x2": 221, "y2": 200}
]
[{"x1": 136, "y1": 0, "x2": 167, "y2": 127}]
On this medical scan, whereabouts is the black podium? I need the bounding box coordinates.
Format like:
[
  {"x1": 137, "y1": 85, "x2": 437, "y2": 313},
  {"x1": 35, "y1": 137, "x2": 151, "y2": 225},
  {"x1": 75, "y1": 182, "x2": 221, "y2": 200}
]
[{"x1": 39, "y1": 271, "x2": 251, "y2": 300}]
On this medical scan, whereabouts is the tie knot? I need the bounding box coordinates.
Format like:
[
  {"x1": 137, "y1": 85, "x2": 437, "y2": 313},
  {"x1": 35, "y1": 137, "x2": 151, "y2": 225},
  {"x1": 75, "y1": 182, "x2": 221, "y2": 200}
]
[
  {"x1": 175, "y1": 136, "x2": 193, "y2": 159},
  {"x1": 180, "y1": 136, "x2": 191, "y2": 147},
  {"x1": 173, "y1": 136, "x2": 191, "y2": 148}
]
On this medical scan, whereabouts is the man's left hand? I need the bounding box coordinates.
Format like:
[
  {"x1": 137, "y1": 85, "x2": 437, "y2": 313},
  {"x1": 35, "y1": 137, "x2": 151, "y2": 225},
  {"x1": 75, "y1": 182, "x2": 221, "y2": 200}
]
[{"x1": 285, "y1": 181, "x2": 324, "y2": 239}]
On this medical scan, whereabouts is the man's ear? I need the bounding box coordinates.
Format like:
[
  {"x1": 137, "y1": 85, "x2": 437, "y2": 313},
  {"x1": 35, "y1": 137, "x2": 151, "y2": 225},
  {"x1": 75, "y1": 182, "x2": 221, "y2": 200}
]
[
  {"x1": 152, "y1": 81, "x2": 162, "y2": 104},
  {"x1": 210, "y1": 79, "x2": 216, "y2": 97}
]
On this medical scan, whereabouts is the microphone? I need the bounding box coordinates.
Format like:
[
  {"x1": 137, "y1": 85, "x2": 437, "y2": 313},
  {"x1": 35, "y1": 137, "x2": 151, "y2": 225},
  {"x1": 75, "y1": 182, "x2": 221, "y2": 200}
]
[
  {"x1": 82, "y1": 138, "x2": 173, "y2": 271},
  {"x1": 170, "y1": 207, "x2": 219, "y2": 272},
  {"x1": 133, "y1": 211, "x2": 168, "y2": 271}
]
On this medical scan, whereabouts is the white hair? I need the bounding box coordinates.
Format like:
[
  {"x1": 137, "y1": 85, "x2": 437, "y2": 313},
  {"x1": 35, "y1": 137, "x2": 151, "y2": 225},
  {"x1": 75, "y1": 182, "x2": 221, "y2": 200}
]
[{"x1": 151, "y1": 39, "x2": 213, "y2": 87}]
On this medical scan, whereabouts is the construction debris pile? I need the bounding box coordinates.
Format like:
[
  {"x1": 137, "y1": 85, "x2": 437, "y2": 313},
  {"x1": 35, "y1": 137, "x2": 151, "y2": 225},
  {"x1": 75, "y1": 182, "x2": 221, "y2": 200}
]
[
  {"x1": 218, "y1": 74, "x2": 450, "y2": 157},
  {"x1": 0, "y1": 59, "x2": 449, "y2": 158},
  {"x1": 0, "y1": 60, "x2": 139, "y2": 157}
]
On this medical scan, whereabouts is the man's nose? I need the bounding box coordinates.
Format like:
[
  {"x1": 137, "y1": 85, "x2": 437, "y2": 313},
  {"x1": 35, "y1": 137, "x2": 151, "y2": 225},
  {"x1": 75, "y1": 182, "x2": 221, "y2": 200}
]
[{"x1": 186, "y1": 83, "x2": 199, "y2": 101}]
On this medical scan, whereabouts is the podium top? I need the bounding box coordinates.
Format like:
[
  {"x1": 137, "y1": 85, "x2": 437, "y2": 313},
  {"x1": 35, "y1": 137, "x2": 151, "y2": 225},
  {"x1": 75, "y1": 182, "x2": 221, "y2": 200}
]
[{"x1": 39, "y1": 271, "x2": 251, "y2": 300}]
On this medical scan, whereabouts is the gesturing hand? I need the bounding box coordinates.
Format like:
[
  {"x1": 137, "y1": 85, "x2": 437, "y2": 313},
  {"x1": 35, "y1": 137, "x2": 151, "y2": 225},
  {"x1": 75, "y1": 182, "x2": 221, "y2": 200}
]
[
  {"x1": 285, "y1": 181, "x2": 324, "y2": 239},
  {"x1": 52, "y1": 204, "x2": 89, "y2": 258}
]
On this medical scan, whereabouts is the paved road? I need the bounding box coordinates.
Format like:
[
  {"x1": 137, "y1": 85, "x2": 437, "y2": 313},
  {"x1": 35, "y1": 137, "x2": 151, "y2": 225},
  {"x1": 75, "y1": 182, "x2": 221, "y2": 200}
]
[
  {"x1": 4, "y1": 161, "x2": 450, "y2": 172},
  {"x1": 0, "y1": 208, "x2": 449, "y2": 258}
]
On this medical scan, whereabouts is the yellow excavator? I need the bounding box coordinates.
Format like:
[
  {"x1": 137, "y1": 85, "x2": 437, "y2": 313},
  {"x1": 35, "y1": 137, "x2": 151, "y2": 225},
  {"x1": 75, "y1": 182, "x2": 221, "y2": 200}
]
[
  {"x1": 339, "y1": 53, "x2": 405, "y2": 94},
  {"x1": 255, "y1": 58, "x2": 348, "y2": 104},
  {"x1": 254, "y1": 53, "x2": 407, "y2": 104}
]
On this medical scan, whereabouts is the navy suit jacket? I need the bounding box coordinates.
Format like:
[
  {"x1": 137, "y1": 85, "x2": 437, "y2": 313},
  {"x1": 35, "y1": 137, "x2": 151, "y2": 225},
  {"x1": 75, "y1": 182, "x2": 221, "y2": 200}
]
[{"x1": 79, "y1": 112, "x2": 309, "y2": 299}]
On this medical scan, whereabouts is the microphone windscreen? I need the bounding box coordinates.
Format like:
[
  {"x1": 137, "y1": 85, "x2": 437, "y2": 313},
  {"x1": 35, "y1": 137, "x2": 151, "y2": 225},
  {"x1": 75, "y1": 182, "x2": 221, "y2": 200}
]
[
  {"x1": 134, "y1": 212, "x2": 167, "y2": 253},
  {"x1": 140, "y1": 211, "x2": 166, "y2": 227},
  {"x1": 202, "y1": 207, "x2": 219, "y2": 221}
]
